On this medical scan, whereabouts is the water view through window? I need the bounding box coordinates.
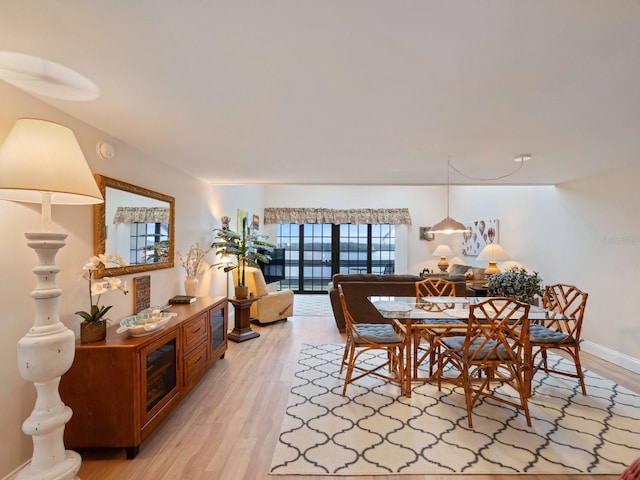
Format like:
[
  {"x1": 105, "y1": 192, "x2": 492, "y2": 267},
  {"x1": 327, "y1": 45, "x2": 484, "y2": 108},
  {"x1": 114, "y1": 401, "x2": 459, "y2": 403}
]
[{"x1": 276, "y1": 223, "x2": 395, "y2": 293}]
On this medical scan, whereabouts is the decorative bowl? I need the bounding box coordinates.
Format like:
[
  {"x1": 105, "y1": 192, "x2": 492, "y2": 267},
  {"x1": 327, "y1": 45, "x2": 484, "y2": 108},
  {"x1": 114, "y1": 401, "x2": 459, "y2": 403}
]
[{"x1": 116, "y1": 311, "x2": 176, "y2": 337}]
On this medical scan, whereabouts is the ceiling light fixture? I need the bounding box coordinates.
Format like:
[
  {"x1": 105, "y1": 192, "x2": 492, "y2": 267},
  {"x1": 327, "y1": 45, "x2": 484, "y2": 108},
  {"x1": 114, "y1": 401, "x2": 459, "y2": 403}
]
[
  {"x1": 0, "y1": 51, "x2": 99, "y2": 101},
  {"x1": 429, "y1": 159, "x2": 470, "y2": 235}
]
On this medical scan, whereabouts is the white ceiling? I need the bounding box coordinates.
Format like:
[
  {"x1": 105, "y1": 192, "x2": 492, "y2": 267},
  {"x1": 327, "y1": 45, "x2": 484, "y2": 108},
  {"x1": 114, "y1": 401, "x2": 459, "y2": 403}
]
[{"x1": 2, "y1": 1, "x2": 639, "y2": 186}]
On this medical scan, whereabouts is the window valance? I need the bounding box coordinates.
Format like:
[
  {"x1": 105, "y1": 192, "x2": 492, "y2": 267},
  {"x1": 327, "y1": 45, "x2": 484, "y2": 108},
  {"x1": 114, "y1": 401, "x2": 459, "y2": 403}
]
[
  {"x1": 113, "y1": 206, "x2": 170, "y2": 224},
  {"x1": 263, "y1": 208, "x2": 411, "y2": 225}
]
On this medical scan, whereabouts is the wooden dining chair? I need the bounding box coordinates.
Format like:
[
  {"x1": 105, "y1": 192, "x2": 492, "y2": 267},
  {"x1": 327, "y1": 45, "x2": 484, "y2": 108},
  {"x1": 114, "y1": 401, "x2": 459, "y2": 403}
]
[
  {"x1": 413, "y1": 278, "x2": 460, "y2": 379},
  {"x1": 415, "y1": 277, "x2": 457, "y2": 309},
  {"x1": 437, "y1": 297, "x2": 532, "y2": 428},
  {"x1": 338, "y1": 285, "x2": 406, "y2": 397},
  {"x1": 530, "y1": 283, "x2": 589, "y2": 395}
]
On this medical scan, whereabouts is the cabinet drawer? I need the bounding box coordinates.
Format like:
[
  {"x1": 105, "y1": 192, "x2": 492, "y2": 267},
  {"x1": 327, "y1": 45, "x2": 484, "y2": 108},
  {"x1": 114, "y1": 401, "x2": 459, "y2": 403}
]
[
  {"x1": 183, "y1": 313, "x2": 208, "y2": 353},
  {"x1": 183, "y1": 342, "x2": 208, "y2": 388}
]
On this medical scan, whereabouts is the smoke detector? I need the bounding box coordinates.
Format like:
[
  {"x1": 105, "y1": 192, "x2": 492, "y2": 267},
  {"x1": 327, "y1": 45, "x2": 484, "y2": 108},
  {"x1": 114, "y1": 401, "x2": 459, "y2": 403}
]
[{"x1": 96, "y1": 141, "x2": 115, "y2": 160}]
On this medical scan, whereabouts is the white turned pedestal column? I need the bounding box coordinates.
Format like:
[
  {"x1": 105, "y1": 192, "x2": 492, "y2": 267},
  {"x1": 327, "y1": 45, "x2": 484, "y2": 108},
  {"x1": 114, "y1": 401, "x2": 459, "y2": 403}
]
[{"x1": 16, "y1": 233, "x2": 81, "y2": 480}]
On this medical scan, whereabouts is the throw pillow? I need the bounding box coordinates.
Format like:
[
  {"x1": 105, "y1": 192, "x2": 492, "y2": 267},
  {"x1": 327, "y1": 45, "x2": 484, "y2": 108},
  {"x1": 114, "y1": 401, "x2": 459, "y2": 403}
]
[
  {"x1": 471, "y1": 267, "x2": 486, "y2": 280},
  {"x1": 449, "y1": 264, "x2": 471, "y2": 276}
]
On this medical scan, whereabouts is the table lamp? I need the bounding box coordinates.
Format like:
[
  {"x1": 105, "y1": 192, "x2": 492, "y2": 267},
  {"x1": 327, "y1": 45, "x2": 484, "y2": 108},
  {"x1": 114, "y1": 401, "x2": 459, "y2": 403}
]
[
  {"x1": 0, "y1": 118, "x2": 103, "y2": 480},
  {"x1": 432, "y1": 244, "x2": 454, "y2": 272},
  {"x1": 476, "y1": 243, "x2": 510, "y2": 275}
]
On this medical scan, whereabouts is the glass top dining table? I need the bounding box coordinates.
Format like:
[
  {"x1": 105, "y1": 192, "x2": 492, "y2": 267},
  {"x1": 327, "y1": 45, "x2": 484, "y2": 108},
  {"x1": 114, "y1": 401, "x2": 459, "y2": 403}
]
[
  {"x1": 368, "y1": 296, "x2": 552, "y2": 397},
  {"x1": 369, "y1": 296, "x2": 550, "y2": 321}
]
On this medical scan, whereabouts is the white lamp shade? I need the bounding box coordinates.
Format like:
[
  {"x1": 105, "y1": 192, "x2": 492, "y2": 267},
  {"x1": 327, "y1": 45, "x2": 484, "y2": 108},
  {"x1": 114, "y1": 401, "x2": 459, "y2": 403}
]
[
  {"x1": 476, "y1": 243, "x2": 510, "y2": 262},
  {"x1": 0, "y1": 118, "x2": 103, "y2": 204},
  {"x1": 432, "y1": 244, "x2": 454, "y2": 257}
]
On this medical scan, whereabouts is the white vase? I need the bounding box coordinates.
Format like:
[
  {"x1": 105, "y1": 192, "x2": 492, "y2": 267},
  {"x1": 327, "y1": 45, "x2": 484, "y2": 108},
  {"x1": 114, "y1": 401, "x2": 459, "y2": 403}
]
[{"x1": 184, "y1": 276, "x2": 199, "y2": 296}]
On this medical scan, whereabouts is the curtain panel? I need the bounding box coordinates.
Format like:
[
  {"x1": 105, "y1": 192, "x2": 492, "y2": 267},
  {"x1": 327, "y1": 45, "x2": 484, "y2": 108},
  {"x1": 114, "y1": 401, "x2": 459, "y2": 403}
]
[
  {"x1": 113, "y1": 206, "x2": 170, "y2": 224},
  {"x1": 263, "y1": 208, "x2": 411, "y2": 225}
]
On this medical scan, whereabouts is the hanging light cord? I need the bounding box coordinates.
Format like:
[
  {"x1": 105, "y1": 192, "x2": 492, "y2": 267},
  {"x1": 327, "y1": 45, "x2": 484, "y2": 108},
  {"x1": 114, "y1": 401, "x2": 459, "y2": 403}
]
[
  {"x1": 449, "y1": 157, "x2": 527, "y2": 182},
  {"x1": 446, "y1": 158, "x2": 451, "y2": 216}
]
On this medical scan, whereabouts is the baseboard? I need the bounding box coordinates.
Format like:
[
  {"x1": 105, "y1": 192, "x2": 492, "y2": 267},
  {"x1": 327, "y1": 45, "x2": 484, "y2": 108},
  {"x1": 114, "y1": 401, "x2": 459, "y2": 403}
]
[
  {"x1": 1, "y1": 460, "x2": 28, "y2": 480},
  {"x1": 582, "y1": 340, "x2": 640, "y2": 374}
]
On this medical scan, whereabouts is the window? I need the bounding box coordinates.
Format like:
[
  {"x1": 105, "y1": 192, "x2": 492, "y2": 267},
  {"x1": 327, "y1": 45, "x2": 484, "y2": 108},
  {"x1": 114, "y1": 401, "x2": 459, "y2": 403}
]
[
  {"x1": 276, "y1": 223, "x2": 395, "y2": 293},
  {"x1": 129, "y1": 222, "x2": 170, "y2": 265}
]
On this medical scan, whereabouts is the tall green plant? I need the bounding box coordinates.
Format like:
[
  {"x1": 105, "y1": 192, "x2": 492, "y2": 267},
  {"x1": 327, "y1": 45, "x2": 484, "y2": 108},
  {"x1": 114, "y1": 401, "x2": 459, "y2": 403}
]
[
  {"x1": 211, "y1": 216, "x2": 275, "y2": 286},
  {"x1": 486, "y1": 266, "x2": 543, "y2": 304}
]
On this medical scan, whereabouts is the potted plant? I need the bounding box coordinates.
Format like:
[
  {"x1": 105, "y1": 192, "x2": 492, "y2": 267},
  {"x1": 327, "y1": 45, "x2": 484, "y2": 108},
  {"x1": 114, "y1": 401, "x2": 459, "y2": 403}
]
[
  {"x1": 486, "y1": 266, "x2": 543, "y2": 305},
  {"x1": 76, "y1": 253, "x2": 129, "y2": 343},
  {"x1": 211, "y1": 216, "x2": 275, "y2": 299}
]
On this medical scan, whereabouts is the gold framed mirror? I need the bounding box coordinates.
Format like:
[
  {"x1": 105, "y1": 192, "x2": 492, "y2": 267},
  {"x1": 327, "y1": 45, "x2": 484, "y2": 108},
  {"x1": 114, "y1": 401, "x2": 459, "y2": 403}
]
[{"x1": 94, "y1": 175, "x2": 175, "y2": 278}]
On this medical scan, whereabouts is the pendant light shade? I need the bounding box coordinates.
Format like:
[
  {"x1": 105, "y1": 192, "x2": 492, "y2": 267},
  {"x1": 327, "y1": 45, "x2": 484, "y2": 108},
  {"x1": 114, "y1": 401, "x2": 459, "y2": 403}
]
[
  {"x1": 430, "y1": 216, "x2": 469, "y2": 234},
  {"x1": 430, "y1": 159, "x2": 469, "y2": 234}
]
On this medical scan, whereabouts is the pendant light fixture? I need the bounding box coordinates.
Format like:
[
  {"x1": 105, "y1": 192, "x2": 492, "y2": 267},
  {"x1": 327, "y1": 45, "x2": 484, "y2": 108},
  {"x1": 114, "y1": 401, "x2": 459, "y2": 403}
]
[{"x1": 429, "y1": 159, "x2": 470, "y2": 234}]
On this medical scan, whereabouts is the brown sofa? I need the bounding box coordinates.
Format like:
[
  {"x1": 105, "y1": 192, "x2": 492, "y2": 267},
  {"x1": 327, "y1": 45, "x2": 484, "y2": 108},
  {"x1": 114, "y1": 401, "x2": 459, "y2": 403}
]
[{"x1": 328, "y1": 273, "x2": 468, "y2": 332}]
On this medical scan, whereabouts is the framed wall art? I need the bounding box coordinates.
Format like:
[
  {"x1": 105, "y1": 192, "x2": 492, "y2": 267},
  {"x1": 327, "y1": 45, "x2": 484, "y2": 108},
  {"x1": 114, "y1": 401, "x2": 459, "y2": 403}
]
[{"x1": 462, "y1": 218, "x2": 499, "y2": 256}]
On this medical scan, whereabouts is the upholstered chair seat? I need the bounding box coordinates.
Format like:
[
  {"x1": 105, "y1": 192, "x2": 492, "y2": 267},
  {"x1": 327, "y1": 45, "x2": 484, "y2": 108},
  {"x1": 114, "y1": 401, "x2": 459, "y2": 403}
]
[{"x1": 235, "y1": 267, "x2": 294, "y2": 324}]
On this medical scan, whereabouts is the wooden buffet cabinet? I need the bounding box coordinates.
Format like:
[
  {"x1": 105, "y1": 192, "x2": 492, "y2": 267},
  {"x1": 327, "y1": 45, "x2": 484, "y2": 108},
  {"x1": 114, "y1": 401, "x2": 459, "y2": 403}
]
[{"x1": 60, "y1": 296, "x2": 227, "y2": 458}]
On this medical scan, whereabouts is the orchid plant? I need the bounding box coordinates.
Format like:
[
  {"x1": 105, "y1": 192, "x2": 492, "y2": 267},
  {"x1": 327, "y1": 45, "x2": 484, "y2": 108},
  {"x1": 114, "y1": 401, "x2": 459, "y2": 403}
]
[{"x1": 76, "y1": 253, "x2": 129, "y2": 323}]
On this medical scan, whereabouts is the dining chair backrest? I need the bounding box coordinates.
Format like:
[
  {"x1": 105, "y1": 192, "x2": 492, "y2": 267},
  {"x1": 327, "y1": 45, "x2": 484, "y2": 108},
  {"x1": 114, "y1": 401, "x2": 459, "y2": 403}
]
[
  {"x1": 338, "y1": 284, "x2": 375, "y2": 344},
  {"x1": 415, "y1": 278, "x2": 457, "y2": 311},
  {"x1": 533, "y1": 283, "x2": 589, "y2": 395},
  {"x1": 338, "y1": 284, "x2": 356, "y2": 332},
  {"x1": 466, "y1": 297, "x2": 531, "y2": 364},
  {"x1": 541, "y1": 283, "x2": 588, "y2": 341},
  {"x1": 415, "y1": 277, "x2": 457, "y2": 298}
]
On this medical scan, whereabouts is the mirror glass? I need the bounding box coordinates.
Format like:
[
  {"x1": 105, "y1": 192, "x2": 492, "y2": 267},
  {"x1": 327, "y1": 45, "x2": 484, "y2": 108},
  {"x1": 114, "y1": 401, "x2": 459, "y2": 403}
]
[{"x1": 94, "y1": 175, "x2": 175, "y2": 277}]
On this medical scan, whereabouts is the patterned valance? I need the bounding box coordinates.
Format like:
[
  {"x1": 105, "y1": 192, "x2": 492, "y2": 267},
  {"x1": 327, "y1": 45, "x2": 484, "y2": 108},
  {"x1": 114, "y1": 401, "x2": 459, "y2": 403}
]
[
  {"x1": 113, "y1": 206, "x2": 170, "y2": 224},
  {"x1": 263, "y1": 208, "x2": 412, "y2": 225}
]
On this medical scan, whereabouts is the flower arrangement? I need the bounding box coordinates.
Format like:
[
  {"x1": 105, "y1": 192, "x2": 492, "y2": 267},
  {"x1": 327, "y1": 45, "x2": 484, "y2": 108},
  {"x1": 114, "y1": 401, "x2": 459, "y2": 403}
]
[
  {"x1": 486, "y1": 266, "x2": 543, "y2": 305},
  {"x1": 76, "y1": 253, "x2": 129, "y2": 323},
  {"x1": 178, "y1": 243, "x2": 212, "y2": 277}
]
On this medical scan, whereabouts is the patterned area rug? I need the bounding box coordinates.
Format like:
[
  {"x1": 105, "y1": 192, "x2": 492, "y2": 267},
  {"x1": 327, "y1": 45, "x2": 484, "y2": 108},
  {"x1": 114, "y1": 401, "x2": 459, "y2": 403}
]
[
  {"x1": 293, "y1": 294, "x2": 333, "y2": 317},
  {"x1": 270, "y1": 343, "x2": 640, "y2": 475}
]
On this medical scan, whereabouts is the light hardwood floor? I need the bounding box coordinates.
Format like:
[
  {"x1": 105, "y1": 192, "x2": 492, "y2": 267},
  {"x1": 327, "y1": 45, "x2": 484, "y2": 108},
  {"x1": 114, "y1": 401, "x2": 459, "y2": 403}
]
[{"x1": 77, "y1": 312, "x2": 638, "y2": 480}]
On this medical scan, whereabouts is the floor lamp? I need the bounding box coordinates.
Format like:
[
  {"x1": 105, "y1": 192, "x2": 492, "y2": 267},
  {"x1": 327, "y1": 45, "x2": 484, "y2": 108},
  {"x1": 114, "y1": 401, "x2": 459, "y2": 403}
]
[{"x1": 0, "y1": 119, "x2": 103, "y2": 479}]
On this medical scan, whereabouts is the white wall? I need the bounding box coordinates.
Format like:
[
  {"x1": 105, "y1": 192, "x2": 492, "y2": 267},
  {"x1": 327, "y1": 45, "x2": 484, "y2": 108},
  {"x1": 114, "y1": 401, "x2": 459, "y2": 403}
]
[{"x1": 0, "y1": 83, "x2": 220, "y2": 476}]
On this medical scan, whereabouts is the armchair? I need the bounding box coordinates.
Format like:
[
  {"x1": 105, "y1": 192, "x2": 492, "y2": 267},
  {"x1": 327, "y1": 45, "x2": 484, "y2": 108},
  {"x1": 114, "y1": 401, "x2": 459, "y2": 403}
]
[{"x1": 234, "y1": 267, "x2": 294, "y2": 324}]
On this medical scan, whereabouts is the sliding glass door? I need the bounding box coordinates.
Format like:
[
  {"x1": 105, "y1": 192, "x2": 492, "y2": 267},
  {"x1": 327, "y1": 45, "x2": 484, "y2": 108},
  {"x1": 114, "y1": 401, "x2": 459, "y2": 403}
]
[{"x1": 276, "y1": 223, "x2": 395, "y2": 293}]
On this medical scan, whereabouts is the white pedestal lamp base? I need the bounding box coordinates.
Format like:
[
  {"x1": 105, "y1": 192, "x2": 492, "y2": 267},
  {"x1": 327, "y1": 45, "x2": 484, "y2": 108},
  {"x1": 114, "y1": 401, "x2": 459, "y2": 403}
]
[{"x1": 16, "y1": 232, "x2": 80, "y2": 480}]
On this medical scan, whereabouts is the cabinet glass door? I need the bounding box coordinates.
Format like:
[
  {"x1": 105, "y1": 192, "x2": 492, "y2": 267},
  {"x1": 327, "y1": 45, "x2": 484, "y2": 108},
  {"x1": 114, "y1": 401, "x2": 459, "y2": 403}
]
[
  {"x1": 210, "y1": 306, "x2": 226, "y2": 354},
  {"x1": 142, "y1": 332, "x2": 180, "y2": 421}
]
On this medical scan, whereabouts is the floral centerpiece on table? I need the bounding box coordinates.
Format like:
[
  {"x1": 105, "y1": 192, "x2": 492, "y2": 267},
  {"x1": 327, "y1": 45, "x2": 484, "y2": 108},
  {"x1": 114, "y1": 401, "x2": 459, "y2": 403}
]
[
  {"x1": 486, "y1": 266, "x2": 543, "y2": 305},
  {"x1": 76, "y1": 253, "x2": 129, "y2": 324}
]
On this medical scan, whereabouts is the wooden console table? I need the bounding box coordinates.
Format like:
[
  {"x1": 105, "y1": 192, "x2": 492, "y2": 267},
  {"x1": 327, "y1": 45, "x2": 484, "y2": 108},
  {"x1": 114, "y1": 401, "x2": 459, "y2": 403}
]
[
  {"x1": 59, "y1": 296, "x2": 227, "y2": 458},
  {"x1": 228, "y1": 296, "x2": 260, "y2": 342}
]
